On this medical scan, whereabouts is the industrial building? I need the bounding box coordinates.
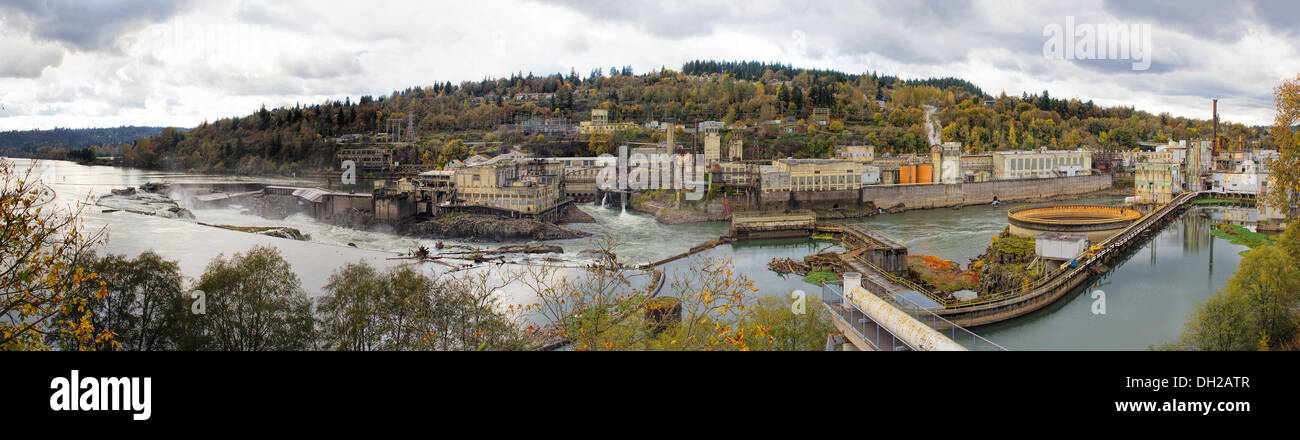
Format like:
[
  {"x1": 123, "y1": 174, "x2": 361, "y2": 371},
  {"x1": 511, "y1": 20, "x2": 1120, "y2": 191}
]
[
  {"x1": 336, "y1": 148, "x2": 394, "y2": 171},
  {"x1": 991, "y1": 149, "x2": 1092, "y2": 180},
  {"x1": 932, "y1": 142, "x2": 963, "y2": 184},
  {"x1": 774, "y1": 158, "x2": 861, "y2": 192},
  {"x1": 449, "y1": 161, "x2": 565, "y2": 217},
  {"x1": 759, "y1": 165, "x2": 790, "y2": 193},
  {"x1": 835, "y1": 145, "x2": 874, "y2": 163},
  {"x1": 728, "y1": 138, "x2": 743, "y2": 161},
  {"x1": 578, "y1": 109, "x2": 639, "y2": 135},
  {"x1": 1133, "y1": 162, "x2": 1184, "y2": 204},
  {"x1": 959, "y1": 154, "x2": 993, "y2": 183},
  {"x1": 703, "y1": 130, "x2": 721, "y2": 164}
]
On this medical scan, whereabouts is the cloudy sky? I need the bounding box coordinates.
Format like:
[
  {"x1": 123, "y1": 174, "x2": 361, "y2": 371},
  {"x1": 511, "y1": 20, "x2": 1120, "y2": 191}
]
[{"x1": 1, "y1": 0, "x2": 1298, "y2": 131}]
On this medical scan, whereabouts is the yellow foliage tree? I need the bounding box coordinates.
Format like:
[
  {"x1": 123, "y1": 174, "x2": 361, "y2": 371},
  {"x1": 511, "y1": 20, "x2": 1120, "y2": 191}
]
[
  {"x1": 1, "y1": 159, "x2": 111, "y2": 350},
  {"x1": 1266, "y1": 75, "x2": 1300, "y2": 220}
]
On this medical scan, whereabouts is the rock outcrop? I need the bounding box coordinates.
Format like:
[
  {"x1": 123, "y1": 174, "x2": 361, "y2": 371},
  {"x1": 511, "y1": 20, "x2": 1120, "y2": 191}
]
[
  {"x1": 96, "y1": 189, "x2": 195, "y2": 219},
  {"x1": 396, "y1": 213, "x2": 590, "y2": 242}
]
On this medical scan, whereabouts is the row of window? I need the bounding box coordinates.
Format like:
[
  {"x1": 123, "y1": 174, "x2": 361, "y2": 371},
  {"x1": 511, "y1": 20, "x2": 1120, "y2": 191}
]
[
  {"x1": 791, "y1": 174, "x2": 861, "y2": 185},
  {"x1": 1008, "y1": 155, "x2": 1085, "y2": 171}
]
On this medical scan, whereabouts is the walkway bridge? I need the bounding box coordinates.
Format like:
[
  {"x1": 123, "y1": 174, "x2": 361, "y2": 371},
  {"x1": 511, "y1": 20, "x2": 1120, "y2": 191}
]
[{"x1": 902, "y1": 190, "x2": 1254, "y2": 327}]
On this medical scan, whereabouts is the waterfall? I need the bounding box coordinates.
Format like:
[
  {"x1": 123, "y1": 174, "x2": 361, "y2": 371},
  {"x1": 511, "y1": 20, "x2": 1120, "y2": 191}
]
[
  {"x1": 601, "y1": 193, "x2": 607, "y2": 208},
  {"x1": 620, "y1": 192, "x2": 627, "y2": 215},
  {"x1": 923, "y1": 105, "x2": 941, "y2": 146}
]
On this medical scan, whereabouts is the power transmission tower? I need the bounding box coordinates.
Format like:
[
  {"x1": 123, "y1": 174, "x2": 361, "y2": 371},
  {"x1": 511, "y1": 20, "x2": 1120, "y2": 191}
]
[{"x1": 407, "y1": 113, "x2": 415, "y2": 143}]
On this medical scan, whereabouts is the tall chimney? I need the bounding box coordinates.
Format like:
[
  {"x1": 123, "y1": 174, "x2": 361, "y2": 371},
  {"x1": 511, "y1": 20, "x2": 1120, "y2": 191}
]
[
  {"x1": 666, "y1": 123, "x2": 674, "y2": 154},
  {"x1": 1212, "y1": 99, "x2": 1219, "y2": 158}
]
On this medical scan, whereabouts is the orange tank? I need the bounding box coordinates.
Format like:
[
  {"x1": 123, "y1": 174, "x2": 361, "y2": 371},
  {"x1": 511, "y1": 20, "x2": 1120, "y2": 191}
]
[
  {"x1": 916, "y1": 164, "x2": 933, "y2": 184},
  {"x1": 899, "y1": 165, "x2": 915, "y2": 184}
]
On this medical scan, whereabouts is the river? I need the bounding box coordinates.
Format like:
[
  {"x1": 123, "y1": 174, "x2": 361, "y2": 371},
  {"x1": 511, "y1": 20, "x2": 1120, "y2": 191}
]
[{"x1": 9, "y1": 158, "x2": 1249, "y2": 349}]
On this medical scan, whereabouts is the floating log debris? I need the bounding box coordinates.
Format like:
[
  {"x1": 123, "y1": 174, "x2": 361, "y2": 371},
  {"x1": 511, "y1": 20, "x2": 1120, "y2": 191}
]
[
  {"x1": 769, "y1": 257, "x2": 811, "y2": 275},
  {"x1": 769, "y1": 251, "x2": 841, "y2": 276}
]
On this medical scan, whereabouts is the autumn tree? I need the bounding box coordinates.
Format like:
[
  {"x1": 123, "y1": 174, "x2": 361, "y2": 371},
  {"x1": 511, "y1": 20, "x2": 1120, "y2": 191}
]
[
  {"x1": 316, "y1": 262, "x2": 388, "y2": 351},
  {"x1": 587, "y1": 132, "x2": 613, "y2": 156},
  {"x1": 50, "y1": 250, "x2": 187, "y2": 351},
  {"x1": 1, "y1": 159, "x2": 111, "y2": 350},
  {"x1": 316, "y1": 262, "x2": 526, "y2": 351},
  {"x1": 1171, "y1": 222, "x2": 1300, "y2": 350},
  {"x1": 193, "y1": 245, "x2": 315, "y2": 351},
  {"x1": 1266, "y1": 74, "x2": 1300, "y2": 221},
  {"x1": 523, "y1": 233, "x2": 633, "y2": 350},
  {"x1": 522, "y1": 233, "x2": 834, "y2": 351}
]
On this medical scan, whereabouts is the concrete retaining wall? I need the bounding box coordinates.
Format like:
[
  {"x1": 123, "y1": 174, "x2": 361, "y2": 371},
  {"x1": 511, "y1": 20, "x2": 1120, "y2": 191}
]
[
  {"x1": 759, "y1": 189, "x2": 861, "y2": 211},
  {"x1": 860, "y1": 174, "x2": 1113, "y2": 210}
]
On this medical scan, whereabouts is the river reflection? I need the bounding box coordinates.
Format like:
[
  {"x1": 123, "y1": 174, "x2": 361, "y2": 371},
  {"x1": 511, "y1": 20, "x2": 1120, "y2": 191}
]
[{"x1": 973, "y1": 207, "x2": 1250, "y2": 350}]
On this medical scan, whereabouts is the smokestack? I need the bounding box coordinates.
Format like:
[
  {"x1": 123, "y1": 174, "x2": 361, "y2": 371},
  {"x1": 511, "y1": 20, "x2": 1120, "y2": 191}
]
[
  {"x1": 1212, "y1": 99, "x2": 1219, "y2": 157},
  {"x1": 666, "y1": 123, "x2": 674, "y2": 153}
]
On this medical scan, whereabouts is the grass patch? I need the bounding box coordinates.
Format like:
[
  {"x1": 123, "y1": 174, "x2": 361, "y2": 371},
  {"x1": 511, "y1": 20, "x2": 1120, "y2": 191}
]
[
  {"x1": 1210, "y1": 223, "x2": 1273, "y2": 253},
  {"x1": 802, "y1": 270, "x2": 840, "y2": 286}
]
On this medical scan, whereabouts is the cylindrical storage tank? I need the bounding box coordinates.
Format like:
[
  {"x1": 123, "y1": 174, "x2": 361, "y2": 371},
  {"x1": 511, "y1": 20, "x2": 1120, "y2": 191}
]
[
  {"x1": 916, "y1": 164, "x2": 933, "y2": 183},
  {"x1": 899, "y1": 165, "x2": 915, "y2": 184}
]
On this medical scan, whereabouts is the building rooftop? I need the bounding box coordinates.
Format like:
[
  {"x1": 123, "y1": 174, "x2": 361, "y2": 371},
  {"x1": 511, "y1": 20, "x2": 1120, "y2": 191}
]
[
  {"x1": 993, "y1": 148, "x2": 1087, "y2": 155},
  {"x1": 777, "y1": 158, "x2": 853, "y2": 165}
]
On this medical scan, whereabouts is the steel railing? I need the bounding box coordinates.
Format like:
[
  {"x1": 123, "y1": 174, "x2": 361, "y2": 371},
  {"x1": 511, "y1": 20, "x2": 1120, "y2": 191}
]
[{"x1": 821, "y1": 283, "x2": 1007, "y2": 351}]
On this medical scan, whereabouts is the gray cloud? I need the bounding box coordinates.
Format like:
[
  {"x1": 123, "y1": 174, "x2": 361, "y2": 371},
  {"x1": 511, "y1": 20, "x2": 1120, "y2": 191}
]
[
  {"x1": 235, "y1": 2, "x2": 317, "y2": 34},
  {"x1": 278, "y1": 52, "x2": 364, "y2": 79},
  {"x1": 0, "y1": 0, "x2": 194, "y2": 51},
  {"x1": 0, "y1": 36, "x2": 64, "y2": 78},
  {"x1": 539, "y1": 0, "x2": 737, "y2": 39}
]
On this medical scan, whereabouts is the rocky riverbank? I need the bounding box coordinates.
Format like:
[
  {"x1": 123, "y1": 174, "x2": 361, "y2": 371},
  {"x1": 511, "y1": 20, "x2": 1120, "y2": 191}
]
[
  {"x1": 629, "y1": 197, "x2": 726, "y2": 224},
  {"x1": 559, "y1": 204, "x2": 596, "y2": 223},
  {"x1": 396, "y1": 213, "x2": 591, "y2": 242}
]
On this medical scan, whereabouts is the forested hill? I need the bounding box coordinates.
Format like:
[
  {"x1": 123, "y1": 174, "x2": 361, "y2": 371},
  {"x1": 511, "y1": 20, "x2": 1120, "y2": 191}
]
[
  {"x1": 0, "y1": 126, "x2": 169, "y2": 152},
  {"x1": 110, "y1": 59, "x2": 1265, "y2": 176}
]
